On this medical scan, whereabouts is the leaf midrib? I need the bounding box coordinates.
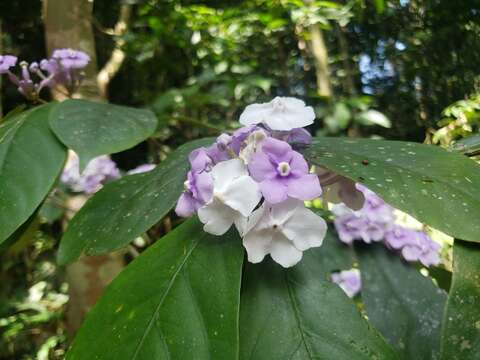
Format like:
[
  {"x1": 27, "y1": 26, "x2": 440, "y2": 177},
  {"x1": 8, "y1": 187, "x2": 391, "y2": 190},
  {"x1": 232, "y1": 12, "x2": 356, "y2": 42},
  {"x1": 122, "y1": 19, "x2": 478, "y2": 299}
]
[{"x1": 130, "y1": 235, "x2": 202, "y2": 359}]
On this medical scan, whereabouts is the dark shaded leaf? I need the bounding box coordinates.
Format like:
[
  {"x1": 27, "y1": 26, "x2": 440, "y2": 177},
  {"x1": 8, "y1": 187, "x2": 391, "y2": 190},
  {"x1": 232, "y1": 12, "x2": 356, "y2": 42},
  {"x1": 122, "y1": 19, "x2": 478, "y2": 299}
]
[{"x1": 357, "y1": 244, "x2": 447, "y2": 360}]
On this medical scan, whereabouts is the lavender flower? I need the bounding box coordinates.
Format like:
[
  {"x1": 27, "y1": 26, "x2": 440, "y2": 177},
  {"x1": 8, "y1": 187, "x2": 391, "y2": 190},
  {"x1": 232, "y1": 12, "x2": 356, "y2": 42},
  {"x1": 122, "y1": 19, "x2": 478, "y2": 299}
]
[
  {"x1": 331, "y1": 269, "x2": 361, "y2": 298},
  {"x1": 248, "y1": 137, "x2": 321, "y2": 203},
  {"x1": 175, "y1": 170, "x2": 213, "y2": 217},
  {"x1": 52, "y1": 49, "x2": 91, "y2": 69},
  {"x1": 61, "y1": 153, "x2": 120, "y2": 194},
  {"x1": 332, "y1": 185, "x2": 395, "y2": 244},
  {"x1": 385, "y1": 226, "x2": 440, "y2": 267},
  {"x1": 0, "y1": 55, "x2": 17, "y2": 73}
]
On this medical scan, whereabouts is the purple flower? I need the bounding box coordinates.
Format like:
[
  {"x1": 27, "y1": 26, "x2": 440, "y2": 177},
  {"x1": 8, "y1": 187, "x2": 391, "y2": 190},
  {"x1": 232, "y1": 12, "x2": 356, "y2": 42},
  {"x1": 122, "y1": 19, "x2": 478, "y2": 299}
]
[
  {"x1": 331, "y1": 269, "x2": 361, "y2": 298},
  {"x1": 127, "y1": 164, "x2": 156, "y2": 175},
  {"x1": 385, "y1": 226, "x2": 440, "y2": 267},
  {"x1": 332, "y1": 185, "x2": 394, "y2": 244},
  {"x1": 0, "y1": 55, "x2": 17, "y2": 73},
  {"x1": 52, "y1": 49, "x2": 90, "y2": 69},
  {"x1": 188, "y1": 147, "x2": 214, "y2": 173},
  {"x1": 61, "y1": 153, "x2": 120, "y2": 194},
  {"x1": 248, "y1": 137, "x2": 321, "y2": 204},
  {"x1": 205, "y1": 134, "x2": 232, "y2": 163},
  {"x1": 175, "y1": 170, "x2": 213, "y2": 217},
  {"x1": 230, "y1": 125, "x2": 260, "y2": 154},
  {"x1": 271, "y1": 128, "x2": 312, "y2": 146}
]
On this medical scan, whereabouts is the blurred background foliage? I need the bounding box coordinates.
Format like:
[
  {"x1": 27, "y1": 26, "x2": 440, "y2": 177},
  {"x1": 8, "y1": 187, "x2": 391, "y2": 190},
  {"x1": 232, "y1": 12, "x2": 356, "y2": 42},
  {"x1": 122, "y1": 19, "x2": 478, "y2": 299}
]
[{"x1": 1, "y1": 0, "x2": 480, "y2": 358}]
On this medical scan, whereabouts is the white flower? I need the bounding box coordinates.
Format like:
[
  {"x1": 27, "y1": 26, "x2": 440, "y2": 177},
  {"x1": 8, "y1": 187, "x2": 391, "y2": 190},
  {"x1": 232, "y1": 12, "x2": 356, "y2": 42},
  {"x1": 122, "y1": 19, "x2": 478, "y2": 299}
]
[
  {"x1": 198, "y1": 159, "x2": 262, "y2": 235},
  {"x1": 242, "y1": 199, "x2": 327, "y2": 268},
  {"x1": 239, "y1": 96, "x2": 315, "y2": 131}
]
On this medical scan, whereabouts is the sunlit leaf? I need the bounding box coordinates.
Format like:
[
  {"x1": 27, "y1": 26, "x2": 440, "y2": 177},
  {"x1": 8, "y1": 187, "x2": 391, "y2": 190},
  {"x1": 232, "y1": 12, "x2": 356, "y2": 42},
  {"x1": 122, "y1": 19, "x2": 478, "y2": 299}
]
[
  {"x1": 304, "y1": 137, "x2": 480, "y2": 242},
  {"x1": 440, "y1": 240, "x2": 480, "y2": 360}
]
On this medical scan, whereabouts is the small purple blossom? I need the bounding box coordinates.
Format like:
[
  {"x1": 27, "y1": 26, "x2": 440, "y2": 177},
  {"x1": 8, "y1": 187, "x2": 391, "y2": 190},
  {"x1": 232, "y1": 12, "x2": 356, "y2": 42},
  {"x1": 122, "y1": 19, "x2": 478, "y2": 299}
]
[
  {"x1": 52, "y1": 48, "x2": 91, "y2": 69},
  {"x1": 61, "y1": 154, "x2": 120, "y2": 194},
  {"x1": 331, "y1": 269, "x2": 361, "y2": 298},
  {"x1": 248, "y1": 137, "x2": 321, "y2": 204},
  {"x1": 175, "y1": 170, "x2": 213, "y2": 217},
  {"x1": 0, "y1": 55, "x2": 17, "y2": 73},
  {"x1": 230, "y1": 125, "x2": 260, "y2": 154},
  {"x1": 332, "y1": 185, "x2": 394, "y2": 244},
  {"x1": 385, "y1": 226, "x2": 440, "y2": 267}
]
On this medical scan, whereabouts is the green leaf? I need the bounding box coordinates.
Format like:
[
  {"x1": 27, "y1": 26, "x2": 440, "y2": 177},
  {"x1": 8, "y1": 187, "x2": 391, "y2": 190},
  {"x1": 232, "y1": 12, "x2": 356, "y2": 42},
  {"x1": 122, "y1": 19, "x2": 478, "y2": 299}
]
[
  {"x1": 304, "y1": 137, "x2": 480, "y2": 242},
  {"x1": 66, "y1": 217, "x2": 244, "y2": 360},
  {"x1": 58, "y1": 138, "x2": 213, "y2": 264},
  {"x1": 440, "y1": 240, "x2": 480, "y2": 360},
  {"x1": 357, "y1": 244, "x2": 447, "y2": 359},
  {"x1": 0, "y1": 105, "x2": 66, "y2": 244},
  {"x1": 49, "y1": 99, "x2": 157, "y2": 169},
  {"x1": 239, "y1": 246, "x2": 398, "y2": 359}
]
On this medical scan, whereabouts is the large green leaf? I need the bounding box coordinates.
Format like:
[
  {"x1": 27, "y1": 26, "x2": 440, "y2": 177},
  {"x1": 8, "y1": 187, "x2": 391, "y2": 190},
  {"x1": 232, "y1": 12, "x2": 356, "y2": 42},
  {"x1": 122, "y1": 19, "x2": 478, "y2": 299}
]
[
  {"x1": 66, "y1": 217, "x2": 244, "y2": 360},
  {"x1": 304, "y1": 137, "x2": 480, "y2": 242},
  {"x1": 58, "y1": 138, "x2": 213, "y2": 264},
  {"x1": 440, "y1": 240, "x2": 480, "y2": 360},
  {"x1": 357, "y1": 244, "x2": 447, "y2": 360},
  {"x1": 0, "y1": 105, "x2": 66, "y2": 244},
  {"x1": 240, "y1": 245, "x2": 398, "y2": 359},
  {"x1": 49, "y1": 99, "x2": 157, "y2": 169}
]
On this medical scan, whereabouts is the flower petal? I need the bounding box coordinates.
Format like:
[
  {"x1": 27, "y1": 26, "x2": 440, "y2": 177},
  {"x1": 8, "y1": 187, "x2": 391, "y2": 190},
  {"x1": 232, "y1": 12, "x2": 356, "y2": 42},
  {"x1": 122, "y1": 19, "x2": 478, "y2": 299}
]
[
  {"x1": 260, "y1": 178, "x2": 288, "y2": 204},
  {"x1": 286, "y1": 174, "x2": 322, "y2": 201},
  {"x1": 197, "y1": 199, "x2": 237, "y2": 235},
  {"x1": 282, "y1": 206, "x2": 327, "y2": 251},
  {"x1": 175, "y1": 192, "x2": 196, "y2": 218},
  {"x1": 242, "y1": 228, "x2": 273, "y2": 264},
  {"x1": 222, "y1": 175, "x2": 262, "y2": 217},
  {"x1": 212, "y1": 158, "x2": 247, "y2": 192},
  {"x1": 269, "y1": 232, "x2": 303, "y2": 267},
  {"x1": 248, "y1": 150, "x2": 277, "y2": 182}
]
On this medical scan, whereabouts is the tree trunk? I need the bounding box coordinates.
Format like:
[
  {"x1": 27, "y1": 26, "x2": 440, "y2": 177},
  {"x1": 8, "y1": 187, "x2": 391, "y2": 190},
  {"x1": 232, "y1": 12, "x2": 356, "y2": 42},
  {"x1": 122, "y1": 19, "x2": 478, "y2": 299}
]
[
  {"x1": 42, "y1": 0, "x2": 125, "y2": 337},
  {"x1": 308, "y1": 24, "x2": 333, "y2": 98},
  {"x1": 43, "y1": 0, "x2": 101, "y2": 100}
]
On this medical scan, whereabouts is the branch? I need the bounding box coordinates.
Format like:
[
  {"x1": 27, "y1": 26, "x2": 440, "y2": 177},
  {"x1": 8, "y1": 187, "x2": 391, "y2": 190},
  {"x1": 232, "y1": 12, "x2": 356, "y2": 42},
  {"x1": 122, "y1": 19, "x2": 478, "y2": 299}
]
[{"x1": 97, "y1": 4, "x2": 132, "y2": 99}]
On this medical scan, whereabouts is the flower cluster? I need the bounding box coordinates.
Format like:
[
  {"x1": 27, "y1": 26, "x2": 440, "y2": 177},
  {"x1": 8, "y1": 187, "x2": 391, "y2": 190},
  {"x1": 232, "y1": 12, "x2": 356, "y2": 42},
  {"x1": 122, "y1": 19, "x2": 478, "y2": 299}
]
[
  {"x1": 332, "y1": 185, "x2": 440, "y2": 267},
  {"x1": 0, "y1": 49, "x2": 90, "y2": 101},
  {"x1": 61, "y1": 152, "x2": 155, "y2": 195},
  {"x1": 61, "y1": 152, "x2": 120, "y2": 194},
  {"x1": 175, "y1": 97, "x2": 328, "y2": 267},
  {"x1": 331, "y1": 269, "x2": 361, "y2": 298}
]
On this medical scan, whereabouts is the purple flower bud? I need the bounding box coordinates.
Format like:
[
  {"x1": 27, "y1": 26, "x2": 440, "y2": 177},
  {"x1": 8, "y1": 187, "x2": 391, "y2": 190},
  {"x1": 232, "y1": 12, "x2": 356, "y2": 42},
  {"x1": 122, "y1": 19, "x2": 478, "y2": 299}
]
[
  {"x1": 0, "y1": 55, "x2": 17, "y2": 73},
  {"x1": 248, "y1": 137, "x2": 321, "y2": 203},
  {"x1": 331, "y1": 269, "x2": 361, "y2": 298},
  {"x1": 271, "y1": 128, "x2": 312, "y2": 146}
]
